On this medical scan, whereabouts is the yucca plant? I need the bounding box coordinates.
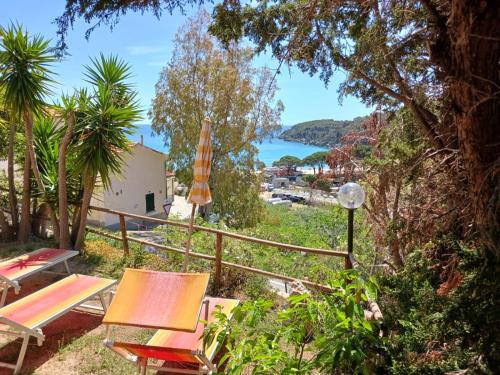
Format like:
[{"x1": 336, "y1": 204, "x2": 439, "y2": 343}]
[
  {"x1": 0, "y1": 23, "x2": 56, "y2": 241},
  {"x1": 32, "y1": 115, "x2": 82, "y2": 208},
  {"x1": 55, "y1": 93, "x2": 79, "y2": 248},
  {"x1": 73, "y1": 55, "x2": 141, "y2": 250},
  {"x1": 33, "y1": 116, "x2": 62, "y2": 204},
  {"x1": 0, "y1": 86, "x2": 14, "y2": 239}
]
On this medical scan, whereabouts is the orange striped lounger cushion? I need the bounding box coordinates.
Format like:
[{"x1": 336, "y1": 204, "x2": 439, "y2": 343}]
[
  {"x1": 0, "y1": 248, "x2": 77, "y2": 281},
  {"x1": 0, "y1": 274, "x2": 116, "y2": 330}
]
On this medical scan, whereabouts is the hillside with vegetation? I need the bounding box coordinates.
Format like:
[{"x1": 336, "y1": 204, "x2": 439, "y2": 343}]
[{"x1": 279, "y1": 117, "x2": 367, "y2": 147}]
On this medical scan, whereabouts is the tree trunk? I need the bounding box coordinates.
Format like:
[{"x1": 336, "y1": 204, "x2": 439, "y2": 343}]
[
  {"x1": 389, "y1": 239, "x2": 404, "y2": 268},
  {"x1": 50, "y1": 209, "x2": 60, "y2": 243},
  {"x1": 23, "y1": 108, "x2": 61, "y2": 239},
  {"x1": 7, "y1": 120, "x2": 18, "y2": 234},
  {"x1": 23, "y1": 109, "x2": 44, "y2": 193},
  {"x1": 32, "y1": 197, "x2": 37, "y2": 216},
  {"x1": 58, "y1": 112, "x2": 75, "y2": 249},
  {"x1": 71, "y1": 205, "x2": 81, "y2": 245},
  {"x1": 444, "y1": 1, "x2": 500, "y2": 255},
  {"x1": 0, "y1": 209, "x2": 11, "y2": 241},
  {"x1": 17, "y1": 149, "x2": 31, "y2": 243},
  {"x1": 74, "y1": 171, "x2": 94, "y2": 251}
]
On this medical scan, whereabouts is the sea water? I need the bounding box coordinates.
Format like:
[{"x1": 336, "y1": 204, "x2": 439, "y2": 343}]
[{"x1": 130, "y1": 124, "x2": 327, "y2": 166}]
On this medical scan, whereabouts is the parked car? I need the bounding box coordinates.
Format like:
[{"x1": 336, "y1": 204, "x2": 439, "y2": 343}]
[{"x1": 288, "y1": 195, "x2": 305, "y2": 203}]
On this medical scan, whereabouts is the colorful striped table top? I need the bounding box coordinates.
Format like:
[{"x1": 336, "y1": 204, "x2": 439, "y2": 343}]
[
  {"x1": 0, "y1": 248, "x2": 78, "y2": 281},
  {"x1": 0, "y1": 274, "x2": 116, "y2": 330},
  {"x1": 103, "y1": 269, "x2": 210, "y2": 332}
]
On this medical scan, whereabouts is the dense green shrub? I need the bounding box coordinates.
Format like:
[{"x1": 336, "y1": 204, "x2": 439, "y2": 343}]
[
  {"x1": 380, "y1": 238, "x2": 499, "y2": 374},
  {"x1": 205, "y1": 270, "x2": 385, "y2": 374}
]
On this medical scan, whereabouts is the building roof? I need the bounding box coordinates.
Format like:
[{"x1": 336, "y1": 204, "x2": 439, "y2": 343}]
[{"x1": 132, "y1": 142, "x2": 167, "y2": 156}]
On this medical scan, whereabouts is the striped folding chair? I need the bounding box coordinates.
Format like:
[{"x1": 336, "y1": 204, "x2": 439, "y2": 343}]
[{"x1": 105, "y1": 297, "x2": 239, "y2": 374}]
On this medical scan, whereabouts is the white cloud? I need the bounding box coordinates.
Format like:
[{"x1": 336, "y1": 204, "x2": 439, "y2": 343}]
[{"x1": 126, "y1": 45, "x2": 169, "y2": 56}]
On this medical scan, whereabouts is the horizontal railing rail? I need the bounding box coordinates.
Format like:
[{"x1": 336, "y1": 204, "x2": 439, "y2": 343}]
[{"x1": 88, "y1": 206, "x2": 349, "y2": 258}]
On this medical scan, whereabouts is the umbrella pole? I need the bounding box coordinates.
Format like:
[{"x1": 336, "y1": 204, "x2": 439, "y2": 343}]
[{"x1": 183, "y1": 203, "x2": 197, "y2": 272}]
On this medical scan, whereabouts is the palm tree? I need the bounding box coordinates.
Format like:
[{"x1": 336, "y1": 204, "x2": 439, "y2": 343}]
[
  {"x1": 0, "y1": 88, "x2": 13, "y2": 239},
  {"x1": 73, "y1": 55, "x2": 141, "y2": 250},
  {"x1": 32, "y1": 111, "x2": 83, "y2": 245},
  {"x1": 0, "y1": 24, "x2": 56, "y2": 242},
  {"x1": 56, "y1": 94, "x2": 78, "y2": 249},
  {"x1": 6, "y1": 117, "x2": 18, "y2": 235}
]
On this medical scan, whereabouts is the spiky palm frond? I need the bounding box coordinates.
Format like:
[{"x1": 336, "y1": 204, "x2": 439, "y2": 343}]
[
  {"x1": 84, "y1": 53, "x2": 132, "y2": 85},
  {"x1": 75, "y1": 55, "x2": 141, "y2": 189},
  {"x1": 57, "y1": 92, "x2": 78, "y2": 118},
  {"x1": 0, "y1": 86, "x2": 7, "y2": 129},
  {"x1": 33, "y1": 116, "x2": 82, "y2": 206},
  {"x1": 32, "y1": 116, "x2": 61, "y2": 201},
  {"x1": 0, "y1": 24, "x2": 56, "y2": 116}
]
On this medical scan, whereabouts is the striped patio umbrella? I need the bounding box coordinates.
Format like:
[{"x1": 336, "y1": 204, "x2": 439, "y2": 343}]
[{"x1": 183, "y1": 118, "x2": 213, "y2": 271}]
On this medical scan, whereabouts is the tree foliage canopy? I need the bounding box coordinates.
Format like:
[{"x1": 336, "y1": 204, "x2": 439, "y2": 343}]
[
  {"x1": 56, "y1": 1, "x2": 499, "y2": 249},
  {"x1": 0, "y1": 24, "x2": 56, "y2": 116},
  {"x1": 272, "y1": 155, "x2": 302, "y2": 168},
  {"x1": 55, "y1": 0, "x2": 203, "y2": 54},
  {"x1": 302, "y1": 151, "x2": 328, "y2": 171},
  {"x1": 149, "y1": 10, "x2": 283, "y2": 227},
  {"x1": 209, "y1": 0, "x2": 500, "y2": 253}
]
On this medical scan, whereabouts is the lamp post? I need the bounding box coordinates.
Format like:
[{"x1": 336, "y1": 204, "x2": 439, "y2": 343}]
[{"x1": 337, "y1": 182, "x2": 365, "y2": 262}]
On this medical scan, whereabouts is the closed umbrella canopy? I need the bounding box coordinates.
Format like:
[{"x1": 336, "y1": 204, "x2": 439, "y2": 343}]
[
  {"x1": 183, "y1": 118, "x2": 212, "y2": 271},
  {"x1": 187, "y1": 118, "x2": 212, "y2": 205}
]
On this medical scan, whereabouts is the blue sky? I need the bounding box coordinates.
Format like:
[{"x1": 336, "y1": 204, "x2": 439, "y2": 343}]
[{"x1": 1, "y1": 0, "x2": 371, "y2": 125}]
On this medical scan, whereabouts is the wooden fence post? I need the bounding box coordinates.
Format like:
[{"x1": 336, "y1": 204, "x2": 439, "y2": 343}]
[
  {"x1": 215, "y1": 233, "x2": 223, "y2": 290},
  {"x1": 345, "y1": 254, "x2": 352, "y2": 269},
  {"x1": 119, "y1": 214, "x2": 129, "y2": 256}
]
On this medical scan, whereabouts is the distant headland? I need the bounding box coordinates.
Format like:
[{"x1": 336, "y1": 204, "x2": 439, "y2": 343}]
[{"x1": 279, "y1": 117, "x2": 368, "y2": 148}]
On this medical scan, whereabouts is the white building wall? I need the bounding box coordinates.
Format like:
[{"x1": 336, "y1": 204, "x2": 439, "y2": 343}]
[{"x1": 88, "y1": 143, "x2": 168, "y2": 228}]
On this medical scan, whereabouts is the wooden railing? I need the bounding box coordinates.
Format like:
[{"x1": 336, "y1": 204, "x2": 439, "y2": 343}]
[
  {"x1": 88, "y1": 205, "x2": 350, "y2": 291},
  {"x1": 0, "y1": 194, "x2": 382, "y2": 318}
]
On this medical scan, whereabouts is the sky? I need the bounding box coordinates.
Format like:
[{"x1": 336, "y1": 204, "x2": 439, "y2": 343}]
[{"x1": 0, "y1": 1, "x2": 372, "y2": 125}]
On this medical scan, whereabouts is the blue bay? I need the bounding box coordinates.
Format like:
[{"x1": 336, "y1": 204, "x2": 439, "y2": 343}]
[{"x1": 130, "y1": 124, "x2": 327, "y2": 166}]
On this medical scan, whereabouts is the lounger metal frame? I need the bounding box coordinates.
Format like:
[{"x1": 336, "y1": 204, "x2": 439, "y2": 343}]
[
  {"x1": 0, "y1": 278, "x2": 116, "y2": 374},
  {"x1": 0, "y1": 249, "x2": 78, "y2": 307}
]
